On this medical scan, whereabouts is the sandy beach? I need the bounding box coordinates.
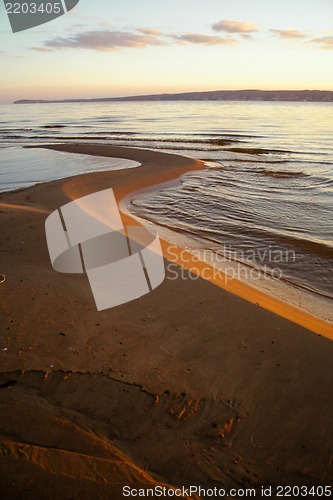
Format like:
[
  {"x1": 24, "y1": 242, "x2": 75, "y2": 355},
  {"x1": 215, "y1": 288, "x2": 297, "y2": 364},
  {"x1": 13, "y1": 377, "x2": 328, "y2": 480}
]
[{"x1": 1, "y1": 144, "x2": 333, "y2": 498}]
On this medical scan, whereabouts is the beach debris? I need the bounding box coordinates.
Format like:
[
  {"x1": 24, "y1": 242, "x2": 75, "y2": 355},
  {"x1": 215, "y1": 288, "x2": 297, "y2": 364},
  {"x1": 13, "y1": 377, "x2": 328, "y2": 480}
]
[
  {"x1": 218, "y1": 418, "x2": 235, "y2": 439},
  {"x1": 0, "y1": 274, "x2": 6, "y2": 284}
]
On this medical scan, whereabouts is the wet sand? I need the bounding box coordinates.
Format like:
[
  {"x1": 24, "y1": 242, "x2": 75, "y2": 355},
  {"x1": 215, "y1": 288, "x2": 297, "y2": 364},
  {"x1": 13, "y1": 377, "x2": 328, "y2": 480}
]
[{"x1": 1, "y1": 144, "x2": 333, "y2": 499}]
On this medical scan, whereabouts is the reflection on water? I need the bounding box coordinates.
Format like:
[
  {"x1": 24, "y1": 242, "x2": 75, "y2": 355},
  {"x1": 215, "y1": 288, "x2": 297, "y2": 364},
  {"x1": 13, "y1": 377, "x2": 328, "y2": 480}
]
[
  {"x1": 0, "y1": 147, "x2": 140, "y2": 192},
  {"x1": 0, "y1": 100, "x2": 332, "y2": 314}
]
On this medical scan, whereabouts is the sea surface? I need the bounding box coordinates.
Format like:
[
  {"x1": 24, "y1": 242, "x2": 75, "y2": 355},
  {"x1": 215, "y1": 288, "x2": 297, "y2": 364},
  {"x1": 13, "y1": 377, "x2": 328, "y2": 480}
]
[{"x1": 0, "y1": 101, "x2": 332, "y2": 320}]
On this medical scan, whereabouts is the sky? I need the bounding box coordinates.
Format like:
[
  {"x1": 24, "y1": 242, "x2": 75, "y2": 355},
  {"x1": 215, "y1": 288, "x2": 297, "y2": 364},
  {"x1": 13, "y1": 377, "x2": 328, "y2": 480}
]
[{"x1": 1, "y1": 0, "x2": 333, "y2": 103}]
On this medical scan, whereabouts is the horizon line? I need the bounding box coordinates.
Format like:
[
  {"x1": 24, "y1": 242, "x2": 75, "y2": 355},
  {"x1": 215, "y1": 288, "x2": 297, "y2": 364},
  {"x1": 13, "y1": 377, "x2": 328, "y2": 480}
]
[{"x1": 12, "y1": 88, "x2": 333, "y2": 105}]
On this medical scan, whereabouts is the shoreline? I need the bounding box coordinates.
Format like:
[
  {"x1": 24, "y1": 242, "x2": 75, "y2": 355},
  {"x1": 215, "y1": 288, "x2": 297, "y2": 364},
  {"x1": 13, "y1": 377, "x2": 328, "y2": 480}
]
[
  {"x1": 18, "y1": 143, "x2": 333, "y2": 339},
  {"x1": 1, "y1": 143, "x2": 333, "y2": 494}
]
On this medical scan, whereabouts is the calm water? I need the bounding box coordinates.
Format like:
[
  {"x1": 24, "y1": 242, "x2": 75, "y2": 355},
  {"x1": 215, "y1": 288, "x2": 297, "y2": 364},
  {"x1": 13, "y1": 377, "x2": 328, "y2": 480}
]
[{"x1": 0, "y1": 101, "x2": 332, "y2": 315}]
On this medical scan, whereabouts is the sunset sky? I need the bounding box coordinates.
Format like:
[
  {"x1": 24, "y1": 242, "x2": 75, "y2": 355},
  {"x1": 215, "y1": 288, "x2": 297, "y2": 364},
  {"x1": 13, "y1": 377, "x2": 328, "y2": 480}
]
[{"x1": 1, "y1": 0, "x2": 333, "y2": 103}]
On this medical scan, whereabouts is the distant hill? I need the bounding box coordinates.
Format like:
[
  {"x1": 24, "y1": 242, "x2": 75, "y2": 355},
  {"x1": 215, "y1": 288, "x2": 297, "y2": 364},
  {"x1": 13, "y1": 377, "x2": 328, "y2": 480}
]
[{"x1": 14, "y1": 89, "x2": 333, "y2": 104}]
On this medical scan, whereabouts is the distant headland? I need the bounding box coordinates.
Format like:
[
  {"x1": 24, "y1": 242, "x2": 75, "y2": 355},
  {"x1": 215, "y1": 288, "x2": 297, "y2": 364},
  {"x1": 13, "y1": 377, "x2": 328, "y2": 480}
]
[{"x1": 13, "y1": 89, "x2": 333, "y2": 104}]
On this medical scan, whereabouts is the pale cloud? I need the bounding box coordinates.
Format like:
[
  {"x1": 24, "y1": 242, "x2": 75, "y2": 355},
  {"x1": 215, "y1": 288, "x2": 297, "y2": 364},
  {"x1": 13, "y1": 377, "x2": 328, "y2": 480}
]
[
  {"x1": 33, "y1": 47, "x2": 53, "y2": 52},
  {"x1": 309, "y1": 36, "x2": 333, "y2": 50},
  {"x1": 212, "y1": 19, "x2": 258, "y2": 34},
  {"x1": 138, "y1": 28, "x2": 162, "y2": 36},
  {"x1": 240, "y1": 33, "x2": 254, "y2": 41},
  {"x1": 39, "y1": 30, "x2": 165, "y2": 51},
  {"x1": 270, "y1": 29, "x2": 307, "y2": 39},
  {"x1": 320, "y1": 29, "x2": 333, "y2": 35},
  {"x1": 34, "y1": 28, "x2": 241, "y2": 52},
  {"x1": 172, "y1": 33, "x2": 237, "y2": 46},
  {"x1": 64, "y1": 23, "x2": 85, "y2": 32},
  {"x1": 269, "y1": 28, "x2": 333, "y2": 50}
]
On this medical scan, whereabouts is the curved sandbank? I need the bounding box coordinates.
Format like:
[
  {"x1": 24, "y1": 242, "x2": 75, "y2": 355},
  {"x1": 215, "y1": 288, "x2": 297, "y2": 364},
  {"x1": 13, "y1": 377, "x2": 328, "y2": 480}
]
[
  {"x1": 17, "y1": 143, "x2": 332, "y2": 340},
  {"x1": 2, "y1": 143, "x2": 333, "y2": 493}
]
